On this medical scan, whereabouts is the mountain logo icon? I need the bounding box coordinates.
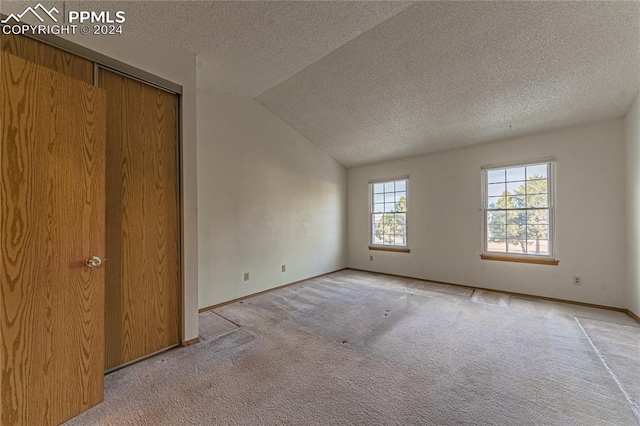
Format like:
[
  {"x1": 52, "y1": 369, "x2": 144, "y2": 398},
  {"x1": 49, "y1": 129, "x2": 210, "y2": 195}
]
[{"x1": 1, "y1": 3, "x2": 59, "y2": 24}]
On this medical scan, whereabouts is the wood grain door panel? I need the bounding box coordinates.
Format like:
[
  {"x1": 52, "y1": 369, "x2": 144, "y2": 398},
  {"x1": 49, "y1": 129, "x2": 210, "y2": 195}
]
[
  {"x1": 100, "y1": 69, "x2": 180, "y2": 370},
  {"x1": 0, "y1": 52, "x2": 106, "y2": 425},
  {"x1": 0, "y1": 33, "x2": 94, "y2": 84}
]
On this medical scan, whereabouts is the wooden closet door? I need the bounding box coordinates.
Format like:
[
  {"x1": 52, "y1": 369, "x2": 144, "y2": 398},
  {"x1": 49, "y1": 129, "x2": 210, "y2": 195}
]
[
  {"x1": 100, "y1": 69, "x2": 180, "y2": 370},
  {"x1": 1, "y1": 52, "x2": 107, "y2": 425},
  {"x1": 0, "y1": 33, "x2": 94, "y2": 84}
]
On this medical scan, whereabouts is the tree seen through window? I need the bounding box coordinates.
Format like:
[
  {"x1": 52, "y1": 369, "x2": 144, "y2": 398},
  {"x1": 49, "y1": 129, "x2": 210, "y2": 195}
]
[
  {"x1": 485, "y1": 164, "x2": 552, "y2": 255},
  {"x1": 371, "y1": 179, "x2": 407, "y2": 246}
]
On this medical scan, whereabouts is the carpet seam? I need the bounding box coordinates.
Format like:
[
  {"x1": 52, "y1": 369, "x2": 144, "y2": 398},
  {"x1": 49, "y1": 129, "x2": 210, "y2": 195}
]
[
  {"x1": 574, "y1": 315, "x2": 640, "y2": 329},
  {"x1": 199, "y1": 328, "x2": 241, "y2": 343},
  {"x1": 210, "y1": 311, "x2": 242, "y2": 328},
  {"x1": 574, "y1": 317, "x2": 640, "y2": 420}
]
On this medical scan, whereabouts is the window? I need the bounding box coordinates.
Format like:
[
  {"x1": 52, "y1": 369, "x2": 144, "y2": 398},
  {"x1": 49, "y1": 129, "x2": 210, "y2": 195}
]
[
  {"x1": 370, "y1": 178, "x2": 408, "y2": 250},
  {"x1": 482, "y1": 161, "x2": 556, "y2": 262}
]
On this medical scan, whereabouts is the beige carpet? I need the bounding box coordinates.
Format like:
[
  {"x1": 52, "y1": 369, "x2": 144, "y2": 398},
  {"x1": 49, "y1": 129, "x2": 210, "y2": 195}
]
[
  {"x1": 576, "y1": 317, "x2": 640, "y2": 418},
  {"x1": 470, "y1": 289, "x2": 511, "y2": 308},
  {"x1": 198, "y1": 310, "x2": 239, "y2": 341},
  {"x1": 66, "y1": 269, "x2": 640, "y2": 425}
]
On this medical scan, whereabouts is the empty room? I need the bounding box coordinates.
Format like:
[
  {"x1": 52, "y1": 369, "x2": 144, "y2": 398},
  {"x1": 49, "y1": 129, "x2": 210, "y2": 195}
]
[{"x1": 1, "y1": 1, "x2": 639, "y2": 425}]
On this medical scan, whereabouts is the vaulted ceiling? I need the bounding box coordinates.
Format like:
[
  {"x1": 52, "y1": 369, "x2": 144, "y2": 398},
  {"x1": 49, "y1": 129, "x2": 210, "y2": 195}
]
[
  {"x1": 257, "y1": 1, "x2": 640, "y2": 166},
  {"x1": 34, "y1": 2, "x2": 640, "y2": 166},
  {"x1": 87, "y1": 0, "x2": 414, "y2": 98}
]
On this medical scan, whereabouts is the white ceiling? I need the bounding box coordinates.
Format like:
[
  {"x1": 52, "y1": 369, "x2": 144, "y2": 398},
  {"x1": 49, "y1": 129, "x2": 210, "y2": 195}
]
[
  {"x1": 257, "y1": 1, "x2": 640, "y2": 166},
  {"x1": 81, "y1": 1, "x2": 414, "y2": 97},
  {"x1": 64, "y1": 2, "x2": 640, "y2": 166}
]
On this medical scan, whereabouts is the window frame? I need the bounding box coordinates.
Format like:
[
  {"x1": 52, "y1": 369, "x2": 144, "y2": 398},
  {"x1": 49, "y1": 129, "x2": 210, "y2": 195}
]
[
  {"x1": 369, "y1": 176, "x2": 410, "y2": 252},
  {"x1": 481, "y1": 159, "x2": 557, "y2": 263}
]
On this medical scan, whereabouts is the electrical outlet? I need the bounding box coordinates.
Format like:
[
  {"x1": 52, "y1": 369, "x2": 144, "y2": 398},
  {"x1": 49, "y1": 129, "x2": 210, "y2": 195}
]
[
  {"x1": 572, "y1": 276, "x2": 581, "y2": 286},
  {"x1": 370, "y1": 255, "x2": 373, "y2": 261},
  {"x1": 244, "y1": 272, "x2": 249, "y2": 281},
  {"x1": 282, "y1": 264, "x2": 286, "y2": 272}
]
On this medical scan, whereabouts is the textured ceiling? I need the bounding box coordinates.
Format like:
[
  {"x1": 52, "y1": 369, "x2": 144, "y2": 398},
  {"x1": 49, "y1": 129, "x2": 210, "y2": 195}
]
[
  {"x1": 257, "y1": 1, "x2": 640, "y2": 166},
  {"x1": 23, "y1": 1, "x2": 640, "y2": 166},
  {"x1": 74, "y1": 1, "x2": 413, "y2": 97}
]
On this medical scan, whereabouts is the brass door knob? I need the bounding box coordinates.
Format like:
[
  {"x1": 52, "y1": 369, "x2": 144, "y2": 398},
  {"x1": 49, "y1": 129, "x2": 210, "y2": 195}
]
[{"x1": 85, "y1": 256, "x2": 102, "y2": 268}]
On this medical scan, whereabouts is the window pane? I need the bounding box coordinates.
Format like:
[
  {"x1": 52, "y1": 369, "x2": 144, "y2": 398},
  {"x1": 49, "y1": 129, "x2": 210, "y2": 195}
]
[
  {"x1": 487, "y1": 238, "x2": 506, "y2": 253},
  {"x1": 507, "y1": 210, "x2": 526, "y2": 225},
  {"x1": 487, "y1": 169, "x2": 505, "y2": 184},
  {"x1": 487, "y1": 210, "x2": 507, "y2": 240},
  {"x1": 396, "y1": 180, "x2": 407, "y2": 191},
  {"x1": 487, "y1": 223, "x2": 506, "y2": 239},
  {"x1": 507, "y1": 167, "x2": 525, "y2": 182},
  {"x1": 384, "y1": 202, "x2": 395, "y2": 212},
  {"x1": 373, "y1": 214, "x2": 388, "y2": 243},
  {"x1": 507, "y1": 210, "x2": 526, "y2": 241},
  {"x1": 390, "y1": 213, "x2": 407, "y2": 246},
  {"x1": 526, "y1": 179, "x2": 547, "y2": 195},
  {"x1": 507, "y1": 240, "x2": 525, "y2": 253},
  {"x1": 372, "y1": 214, "x2": 382, "y2": 245},
  {"x1": 384, "y1": 182, "x2": 394, "y2": 192},
  {"x1": 526, "y1": 194, "x2": 548, "y2": 208},
  {"x1": 507, "y1": 181, "x2": 525, "y2": 194},
  {"x1": 507, "y1": 195, "x2": 525, "y2": 208},
  {"x1": 528, "y1": 224, "x2": 549, "y2": 239},
  {"x1": 396, "y1": 193, "x2": 407, "y2": 211},
  {"x1": 527, "y1": 209, "x2": 549, "y2": 225},
  {"x1": 487, "y1": 210, "x2": 506, "y2": 225},
  {"x1": 488, "y1": 196, "x2": 505, "y2": 209},
  {"x1": 395, "y1": 213, "x2": 406, "y2": 231},
  {"x1": 526, "y1": 164, "x2": 547, "y2": 180},
  {"x1": 507, "y1": 224, "x2": 525, "y2": 240},
  {"x1": 527, "y1": 239, "x2": 550, "y2": 255},
  {"x1": 373, "y1": 183, "x2": 384, "y2": 194},
  {"x1": 384, "y1": 193, "x2": 395, "y2": 203},
  {"x1": 373, "y1": 203, "x2": 385, "y2": 213},
  {"x1": 374, "y1": 194, "x2": 384, "y2": 204},
  {"x1": 488, "y1": 183, "x2": 506, "y2": 197}
]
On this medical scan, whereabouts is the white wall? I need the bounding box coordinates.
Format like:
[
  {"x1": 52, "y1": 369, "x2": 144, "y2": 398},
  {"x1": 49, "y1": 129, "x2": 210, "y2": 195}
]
[
  {"x1": 0, "y1": 2, "x2": 200, "y2": 341},
  {"x1": 625, "y1": 92, "x2": 640, "y2": 317},
  {"x1": 197, "y1": 89, "x2": 347, "y2": 309},
  {"x1": 348, "y1": 119, "x2": 627, "y2": 308}
]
